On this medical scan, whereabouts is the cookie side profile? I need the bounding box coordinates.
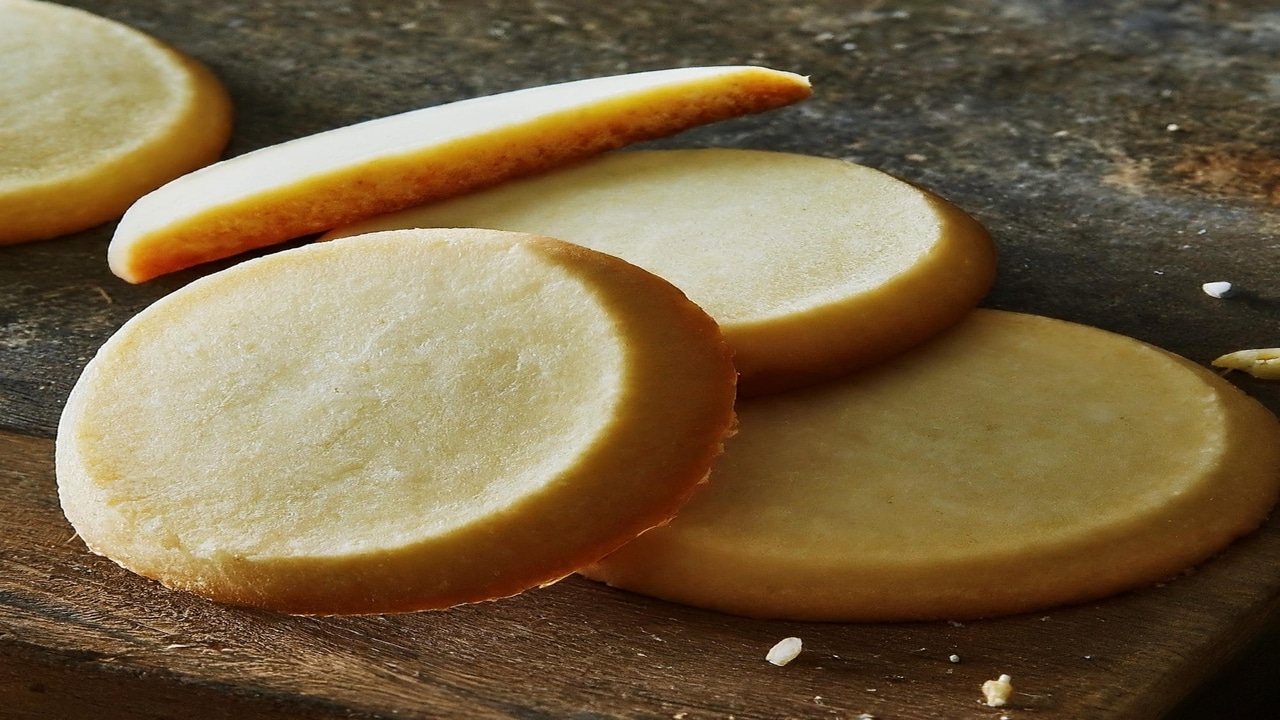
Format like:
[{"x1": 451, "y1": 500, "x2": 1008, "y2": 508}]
[
  {"x1": 582, "y1": 310, "x2": 1280, "y2": 620},
  {"x1": 58, "y1": 229, "x2": 737, "y2": 614},
  {"x1": 0, "y1": 0, "x2": 232, "y2": 245},
  {"x1": 107, "y1": 66, "x2": 810, "y2": 282},
  {"x1": 327, "y1": 149, "x2": 996, "y2": 395}
]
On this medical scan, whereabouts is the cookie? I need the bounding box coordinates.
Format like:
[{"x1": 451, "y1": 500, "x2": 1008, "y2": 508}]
[
  {"x1": 58, "y1": 229, "x2": 737, "y2": 614},
  {"x1": 327, "y1": 149, "x2": 995, "y2": 395},
  {"x1": 582, "y1": 310, "x2": 1280, "y2": 620},
  {"x1": 0, "y1": 0, "x2": 231, "y2": 245},
  {"x1": 107, "y1": 66, "x2": 810, "y2": 282}
]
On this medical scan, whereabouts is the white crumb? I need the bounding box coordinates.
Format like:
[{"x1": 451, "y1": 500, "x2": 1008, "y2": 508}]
[
  {"x1": 766, "y1": 637, "x2": 803, "y2": 666},
  {"x1": 1201, "y1": 281, "x2": 1234, "y2": 298},
  {"x1": 949, "y1": 654, "x2": 962, "y2": 663},
  {"x1": 982, "y1": 674, "x2": 1014, "y2": 707}
]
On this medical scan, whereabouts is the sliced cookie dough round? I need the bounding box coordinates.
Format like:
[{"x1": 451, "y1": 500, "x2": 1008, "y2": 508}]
[
  {"x1": 325, "y1": 149, "x2": 996, "y2": 395},
  {"x1": 57, "y1": 229, "x2": 737, "y2": 615},
  {"x1": 0, "y1": 0, "x2": 232, "y2": 245},
  {"x1": 581, "y1": 310, "x2": 1280, "y2": 621}
]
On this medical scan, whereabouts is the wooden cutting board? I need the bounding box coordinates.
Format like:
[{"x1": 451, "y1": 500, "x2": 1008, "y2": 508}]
[
  {"x1": 5, "y1": 0, "x2": 1280, "y2": 717},
  {"x1": 4, "y1": 427, "x2": 1280, "y2": 719}
]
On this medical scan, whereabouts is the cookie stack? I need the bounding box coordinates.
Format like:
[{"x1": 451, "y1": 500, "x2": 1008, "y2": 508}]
[{"x1": 29, "y1": 17, "x2": 1278, "y2": 619}]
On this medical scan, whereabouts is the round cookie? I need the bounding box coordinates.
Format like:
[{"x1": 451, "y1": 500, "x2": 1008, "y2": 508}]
[
  {"x1": 326, "y1": 149, "x2": 996, "y2": 395},
  {"x1": 581, "y1": 310, "x2": 1280, "y2": 621},
  {"x1": 57, "y1": 229, "x2": 737, "y2": 614},
  {"x1": 0, "y1": 0, "x2": 231, "y2": 245}
]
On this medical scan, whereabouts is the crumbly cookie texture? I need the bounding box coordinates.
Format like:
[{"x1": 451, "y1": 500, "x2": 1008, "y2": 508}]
[
  {"x1": 327, "y1": 149, "x2": 995, "y2": 395},
  {"x1": 0, "y1": 0, "x2": 231, "y2": 244},
  {"x1": 583, "y1": 310, "x2": 1280, "y2": 621},
  {"x1": 58, "y1": 229, "x2": 737, "y2": 614},
  {"x1": 108, "y1": 66, "x2": 810, "y2": 282},
  {"x1": 982, "y1": 675, "x2": 1014, "y2": 708}
]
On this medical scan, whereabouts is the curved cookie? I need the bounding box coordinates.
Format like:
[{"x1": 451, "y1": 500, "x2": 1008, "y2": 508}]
[{"x1": 107, "y1": 66, "x2": 810, "y2": 282}]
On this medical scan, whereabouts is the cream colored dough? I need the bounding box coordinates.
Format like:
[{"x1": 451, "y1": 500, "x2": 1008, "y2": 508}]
[
  {"x1": 0, "y1": 0, "x2": 231, "y2": 245},
  {"x1": 327, "y1": 149, "x2": 996, "y2": 395},
  {"x1": 582, "y1": 310, "x2": 1280, "y2": 621},
  {"x1": 107, "y1": 66, "x2": 810, "y2": 282},
  {"x1": 58, "y1": 229, "x2": 737, "y2": 614}
]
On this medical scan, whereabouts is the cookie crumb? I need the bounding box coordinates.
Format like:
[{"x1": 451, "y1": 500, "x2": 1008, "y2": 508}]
[
  {"x1": 1201, "y1": 281, "x2": 1234, "y2": 298},
  {"x1": 982, "y1": 674, "x2": 1013, "y2": 707},
  {"x1": 949, "y1": 654, "x2": 961, "y2": 663},
  {"x1": 766, "y1": 637, "x2": 803, "y2": 666},
  {"x1": 1213, "y1": 348, "x2": 1280, "y2": 379}
]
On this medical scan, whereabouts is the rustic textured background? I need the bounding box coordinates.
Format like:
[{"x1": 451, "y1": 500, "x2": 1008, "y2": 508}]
[{"x1": 2, "y1": 1, "x2": 1278, "y2": 717}]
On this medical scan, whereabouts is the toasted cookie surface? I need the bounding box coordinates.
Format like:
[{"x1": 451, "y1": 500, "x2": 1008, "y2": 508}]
[
  {"x1": 582, "y1": 310, "x2": 1280, "y2": 621},
  {"x1": 58, "y1": 229, "x2": 736, "y2": 614},
  {"x1": 108, "y1": 66, "x2": 810, "y2": 282},
  {"x1": 0, "y1": 0, "x2": 231, "y2": 245},
  {"x1": 327, "y1": 149, "x2": 995, "y2": 395}
]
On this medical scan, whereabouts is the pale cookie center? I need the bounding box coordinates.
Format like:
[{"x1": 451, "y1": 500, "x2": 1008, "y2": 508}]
[
  {"x1": 76, "y1": 242, "x2": 626, "y2": 559},
  {"x1": 0, "y1": 5, "x2": 186, "y2": 182}
]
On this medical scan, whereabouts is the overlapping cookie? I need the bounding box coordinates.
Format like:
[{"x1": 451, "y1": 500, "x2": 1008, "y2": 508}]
[
  {"x1": 58, "y1": 229, "x2": 737, "y2": 614},
  {"x1": 583, "y1": 310, "x2": 1280, "y2": 620},
  {"x1": 327, "y1": 149, "x2": 995, "y2": 395}
]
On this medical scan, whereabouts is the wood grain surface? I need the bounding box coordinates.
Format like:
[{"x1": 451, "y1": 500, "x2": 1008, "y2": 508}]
[
  {"x1": 4, "y1": 0, "x2": 1280, "y2": 717},
  {"x1": 4, "y1": 427, "x2": 1280, "y2": 719}
]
